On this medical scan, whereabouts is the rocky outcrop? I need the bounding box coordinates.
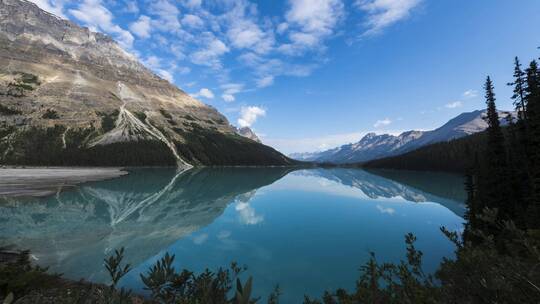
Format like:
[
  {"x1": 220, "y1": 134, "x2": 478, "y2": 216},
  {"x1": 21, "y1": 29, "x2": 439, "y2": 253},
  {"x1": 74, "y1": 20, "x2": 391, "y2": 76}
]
[{"x1": 236, "y1": 127, "x2": 261, "y2": 143}]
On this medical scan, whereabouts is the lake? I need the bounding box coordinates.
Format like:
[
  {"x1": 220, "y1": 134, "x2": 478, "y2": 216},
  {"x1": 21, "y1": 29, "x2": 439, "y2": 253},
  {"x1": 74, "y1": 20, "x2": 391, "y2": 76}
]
[{"x1": 0, "y1": 168, "x2": 465, "y2": 303}]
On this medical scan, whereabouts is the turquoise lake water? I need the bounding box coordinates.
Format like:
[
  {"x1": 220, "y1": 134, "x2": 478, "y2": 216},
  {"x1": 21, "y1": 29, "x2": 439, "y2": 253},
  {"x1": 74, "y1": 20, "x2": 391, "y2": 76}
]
[{"x1": 0, "y1": 168, "x2": 465, "y2": 302}]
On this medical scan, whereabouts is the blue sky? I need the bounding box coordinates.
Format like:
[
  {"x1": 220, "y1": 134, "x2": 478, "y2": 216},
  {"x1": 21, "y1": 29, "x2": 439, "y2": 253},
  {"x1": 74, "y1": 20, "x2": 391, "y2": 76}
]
[{"x1": 31, "y1": 0, "x2": 540, "y2": 153}]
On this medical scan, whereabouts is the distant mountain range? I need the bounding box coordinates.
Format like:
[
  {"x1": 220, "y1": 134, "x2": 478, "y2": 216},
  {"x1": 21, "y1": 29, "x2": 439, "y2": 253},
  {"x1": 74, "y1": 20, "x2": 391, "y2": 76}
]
[{"x1": 290, "y1": 110, "x2": 515, "y2": 164}]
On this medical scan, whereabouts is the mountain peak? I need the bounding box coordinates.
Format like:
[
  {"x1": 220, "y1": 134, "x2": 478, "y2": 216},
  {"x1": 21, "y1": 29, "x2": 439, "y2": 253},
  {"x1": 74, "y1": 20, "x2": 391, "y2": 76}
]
[
  {"x1": 236, "y1": 127, "x2": 261, "y2": 143},
  {"x1": 0, "y1": 0, "x2": 293, "y2": 167},
  {"x1": 290, "y1": 109, "x2": 514, "y2": 164}
]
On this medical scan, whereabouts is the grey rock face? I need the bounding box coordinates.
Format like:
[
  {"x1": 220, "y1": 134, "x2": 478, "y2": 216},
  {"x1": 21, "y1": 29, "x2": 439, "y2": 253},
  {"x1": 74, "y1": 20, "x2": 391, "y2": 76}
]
[
  {"x1": 236, "y1": 127, "x2": 261, "y2": 143},
  {"x1": 0, "y1": 0, "x2": 291, "y2": 167}
]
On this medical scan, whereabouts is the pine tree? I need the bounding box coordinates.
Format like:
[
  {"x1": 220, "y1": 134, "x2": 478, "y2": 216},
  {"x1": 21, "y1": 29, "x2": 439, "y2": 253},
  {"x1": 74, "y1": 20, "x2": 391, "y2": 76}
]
[
  {"x1": 483, "y1": 76, "x2": 513, "y2": 218},
  {"x1": 508, "y1": 57, "x2": 527, "y2": 120},
  {"x1": 463, "y1": 164, "x2": 480, "y2": 242},
  {"x1": 524, "y1": 61, "x2": 540, "y2": 226}
]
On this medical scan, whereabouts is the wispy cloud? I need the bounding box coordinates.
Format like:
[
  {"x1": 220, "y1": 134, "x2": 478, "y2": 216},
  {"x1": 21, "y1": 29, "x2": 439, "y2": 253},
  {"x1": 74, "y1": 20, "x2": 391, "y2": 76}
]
[
  {"x1": 376, "y1": 204, "x2": 395, "y2": 215},
  {"x1": 220, "y1": 83, "x2": 245, "y2": 102},
  {"x1": 29, "y1": 0, "x2": 67, "y2": 18},
  {"x1": 356, "y1": 0, "x2": 422, "y2": 36},
  {"x1": 191, "y1": 88, "x2": 215, "y2": 99},
  {"x1": 374, "y1": 118, "x2": 392, "y2": 128},
  {"x1": 30, "y1": 0, "x2": 423, "y2": 100},
  {"x1": 279, "y1": 0, "x2": 344, "y2": 55},
  {"x1": 69, "y1": 0, "x2": 134, "y2": 49},
  {"x1": 445, "y1": 101, "x2": 463, "y2": 109},
  {"x1": 129, "y1": 15, "x2": 152, "y2": 39},
  {"x1": 463, "y1": 89, "x2": 478, "y2": 99},
  {"x1": 265, "y1": 132, "x2": 365, "y2": 154}
]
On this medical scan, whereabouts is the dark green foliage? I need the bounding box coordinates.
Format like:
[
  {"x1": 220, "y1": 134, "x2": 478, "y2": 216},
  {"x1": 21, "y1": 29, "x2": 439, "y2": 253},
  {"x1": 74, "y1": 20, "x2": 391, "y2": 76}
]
[
  {"x1": 304, "y1": 233, "x2": 438, "y2": 304},
  {"x1": 159, "y1": 109, "x2": 178, "y2": 125},
  {"x1": 173, "y1": 125, "x2": 295, "y2": 166},
  {"x1": 436, "y1": 209, "x2": 540, "y2": 304},
  {"x1": 159, "y1": 109, "x2": 173, "y2": 119},
  {"x1": 103, "y1": 247, "x2": 133, "y2": 304},
  {"x1": 0, "y1": 126, "x2": 176, "y2": 166},
  {"x1": 267, "y1": 285, "x2": 281, "y2": 304},
  {"x1": 98, "y1": 110, "x2": 120, "y2": 133},
  {"x1": 1, "y1": 125, "x2": 66, "y2": 165},
  {"x1": 0, "y1": 104, "x2": 22, "y2": 116},
  {"x1": 305, "y1": 212, "x2": 540, "y2": 304},
  {"x1": 9, "y1": 82, "x2": 34, "y2": 91},
  {"x1": 140, "y1": 253, "x2": 257, "y2": 304},
  {"x1": 104, "y1": 248, "x2": 131, "y2": 290},
  {"x1": 365, "y1": 131, "x2": 488, "y2": 173},
  {"x1": 134, "y1": 111, "x2": 147, "y2": 122},
  {"x1": 524, "y1": 60, "x2": 540, "y2": 224},
  {"x1": 482, "y1": 77, "x2": 513, "y2": 218},
  {"x1": 18, "y1": 73, "x2": 40, "y2": 85},
  {"x1": 41, "y1": 109, "x2": 59, "y2": 119},
  {"x1": 508, "y1": 57, "x2": 528, "y2": 120},
  {"x1": 0, "y1": 126, "x2": 15, "y2": 140},
  {"x1": 0, "y1": 250, "x2": 58, "y2": 301}
]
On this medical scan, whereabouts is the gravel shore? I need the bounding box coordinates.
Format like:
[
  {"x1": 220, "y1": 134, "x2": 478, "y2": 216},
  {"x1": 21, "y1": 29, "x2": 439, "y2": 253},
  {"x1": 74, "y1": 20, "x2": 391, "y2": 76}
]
[{"x1": 0, "y1": 168, "x2": 128, "y2": 197}]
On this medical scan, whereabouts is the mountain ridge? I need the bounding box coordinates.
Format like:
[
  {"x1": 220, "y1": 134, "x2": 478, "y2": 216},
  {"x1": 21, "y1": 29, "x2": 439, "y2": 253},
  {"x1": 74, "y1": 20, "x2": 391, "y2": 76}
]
[
  {"x1": 290, "y1": 110, "x2": 515, "y2": 164},
  {"x1": 0, "y1": 0, "x2": 294, "y2": 167}
]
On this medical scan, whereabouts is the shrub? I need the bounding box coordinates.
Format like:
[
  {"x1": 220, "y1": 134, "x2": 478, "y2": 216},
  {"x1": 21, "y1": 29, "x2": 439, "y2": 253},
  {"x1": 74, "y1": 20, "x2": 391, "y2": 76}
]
[{"x1": 41, "y1": 109, "x2": 59, "y2": 119}]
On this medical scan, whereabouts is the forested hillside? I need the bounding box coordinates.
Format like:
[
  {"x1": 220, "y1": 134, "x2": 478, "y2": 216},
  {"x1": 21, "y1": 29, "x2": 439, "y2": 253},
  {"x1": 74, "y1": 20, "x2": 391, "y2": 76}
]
[{"x1": 363, "y1": 130, "x2": 488, "y2": 173}]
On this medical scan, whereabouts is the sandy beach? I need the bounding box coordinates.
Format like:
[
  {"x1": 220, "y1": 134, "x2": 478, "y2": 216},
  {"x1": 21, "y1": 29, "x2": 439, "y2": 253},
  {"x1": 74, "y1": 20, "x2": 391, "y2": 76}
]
[{"x1": 0, "y1": 168, "x2": 128, "y2": 197}]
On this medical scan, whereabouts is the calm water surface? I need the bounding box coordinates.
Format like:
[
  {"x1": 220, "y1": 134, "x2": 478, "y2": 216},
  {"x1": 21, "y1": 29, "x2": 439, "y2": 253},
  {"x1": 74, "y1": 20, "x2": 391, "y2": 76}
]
[{"x1": 0, "y1": 168, "x2": 465, "y2": 303}]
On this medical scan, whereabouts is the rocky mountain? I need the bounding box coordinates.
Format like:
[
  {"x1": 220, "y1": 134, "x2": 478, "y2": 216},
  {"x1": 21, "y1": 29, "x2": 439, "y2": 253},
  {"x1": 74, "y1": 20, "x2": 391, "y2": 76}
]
[
  {"x1": 292, "y1": 110, "x2": 515, "y2": 164},
  {"x1": 0, "y1": 0, "x2": 293, "y2": 167},
  {"x1": 236, "y1": 126, "x2": 261, "y2": 143}
]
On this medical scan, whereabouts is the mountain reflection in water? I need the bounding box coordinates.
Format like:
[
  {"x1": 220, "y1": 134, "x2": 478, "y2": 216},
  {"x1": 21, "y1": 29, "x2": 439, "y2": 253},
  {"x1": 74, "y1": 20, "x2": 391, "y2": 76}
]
[{"x1": 0, "y1": 168, "x2": 465, "y2": 300}]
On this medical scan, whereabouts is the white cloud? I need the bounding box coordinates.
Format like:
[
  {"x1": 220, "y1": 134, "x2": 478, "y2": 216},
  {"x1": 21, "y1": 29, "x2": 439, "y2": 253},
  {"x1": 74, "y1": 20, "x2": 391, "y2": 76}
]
[
  {"x1": 148, "y1": 0, "x2": 181, "y2": 33},
  {"x1": 176, "y1": 66, "x2": 191, "y2": 75},
  {"x1": 143, "y1": 55, "x2": 161, "y2": 69},
  {"x1": 356, "y1": 0, "x2": 422, "y2": 36},
  {"x1": 221, "y1": 83, "x2": 244, "y2": 94},
  {"x1": 69, "y1": 0, "x2": 134, "y2": 49},
  {"x1": 192, "y1": 88, "x2": 215, "y2": 99},
  {"x1": 29, "y1": 0, "x2": 67, "y2": 18},
  {"x1": 374, "y1": 118, "x2": 392, "y2": 128},
  {"x1": 376, "y1": 205, "x2": 395, "y2": 215},
  {"x1": 235, "y1": 201, "x2": 264, "y2": 225},
  {"x1": 264, "y1": 132, "x2": 365, "y2": 154},
  {"x1": 276, "y1": 22, "x2": 289, "y2": 34},
  {"x1": 222, "y1": 94, "x2": 235, "y2": 102},
  {"x1": 192, "y1": 233, "x2": 208, "y2": 245},
  {"x1": 182, "y1": 0, "x2": 202, "y2": 9},
  {"x1": 124, "y1": 0, "x2": 139, "y2": 14},
  {"x1": 281, "y1": 0, "x2": 344, "y2": 54},
  {"x1": 182, "y1": 14, "x2": 204, "y2": 28},
  {"x1": 238, "y1": 52, "x2": 316, "y2": 88},
  {"x1": 220, "y1": 83, "x2": 244, "y2": 102},
  {"x1": 445, "y1": 101, "x2": 463, "y2": 109},
  {"x1": 157, "y1": 69, "x2": 174, "y2": 83},
  {"x1": 238, "y1": 106, "x2": 266, "y2": 128},
  {"x1": 463, "y1": 89, "x2": 478, "y2": 99},
  {"x1": 256, "y1": 76, "x2": 274, "y2": 88},
  {"x1": 217, "y1": 230, "x2": 231, "y2": 240},
  {"x1": 190, "y1": 33, "x2": 230, "y2": 69},
  {"x1": 130, "y1": 15, "x2": 152, "y2": 39}
]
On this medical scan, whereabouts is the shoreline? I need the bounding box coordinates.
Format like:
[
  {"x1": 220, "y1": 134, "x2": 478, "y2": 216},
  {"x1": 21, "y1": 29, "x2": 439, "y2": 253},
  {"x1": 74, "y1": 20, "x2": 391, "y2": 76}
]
[{"x1": 0, "y1": 167, "x2": 128, "y2": 198}]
